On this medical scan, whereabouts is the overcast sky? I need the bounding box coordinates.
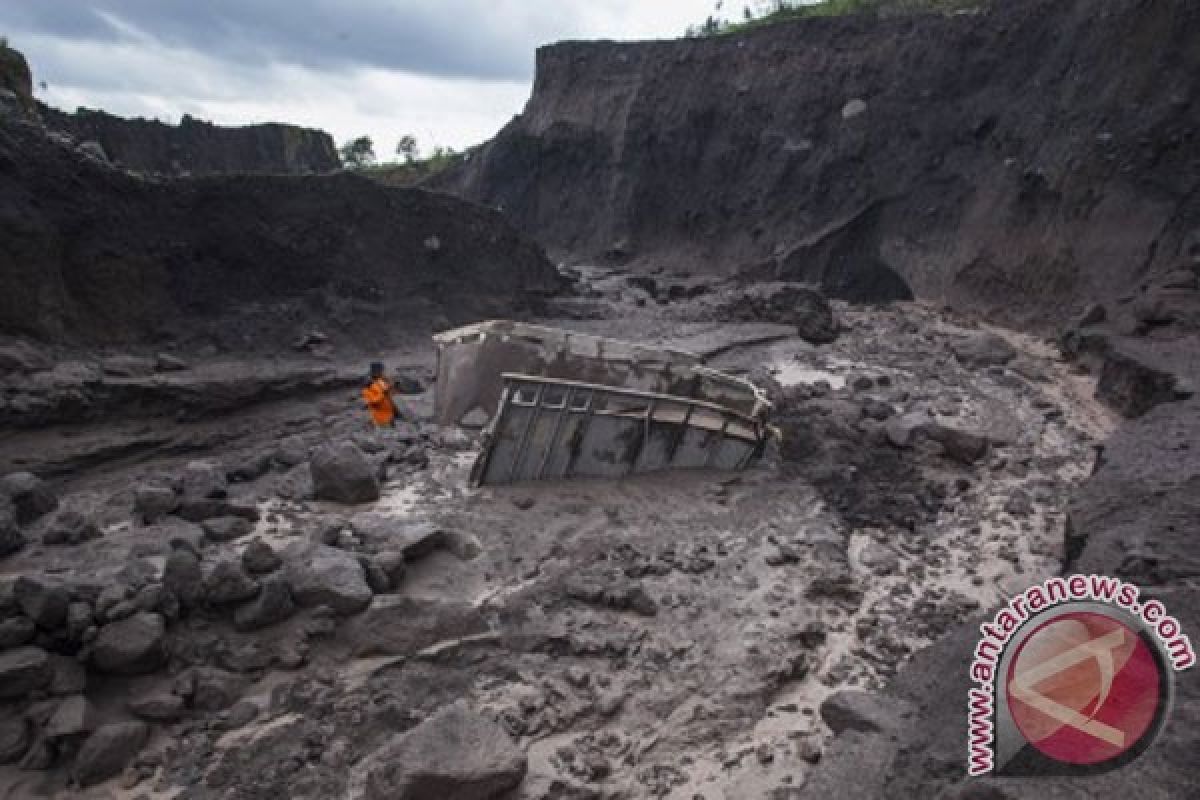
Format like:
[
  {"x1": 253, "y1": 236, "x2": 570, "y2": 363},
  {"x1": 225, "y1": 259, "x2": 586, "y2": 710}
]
[{"x1": 1, "y1": 1, "x2": 741, "y2": 158}]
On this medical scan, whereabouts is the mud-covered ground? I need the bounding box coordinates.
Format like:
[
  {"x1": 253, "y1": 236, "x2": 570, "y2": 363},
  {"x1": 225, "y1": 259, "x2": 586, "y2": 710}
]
[{"x1": 0, "y1": 268, "x2": 1112, "y2": 799}]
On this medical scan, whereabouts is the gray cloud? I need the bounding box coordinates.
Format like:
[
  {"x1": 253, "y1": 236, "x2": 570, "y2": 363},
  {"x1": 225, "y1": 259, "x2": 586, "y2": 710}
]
[{"x1": 0, "y1": 0, "x2": 580, "y2": 82}]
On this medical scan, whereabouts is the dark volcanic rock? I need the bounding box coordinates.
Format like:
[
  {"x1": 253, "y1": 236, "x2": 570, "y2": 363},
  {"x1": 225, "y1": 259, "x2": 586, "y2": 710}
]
[
  {"x1": 0, "y1": 498, "x2": 23, "y2": 558},
  {"x1": 0, "y1": 113, "x2": 561, "y2": 347},
  {"x1": 74, "y1": 721, "x2": 148, "y2": 787},
  {"x1": 233, "y1": 574, "x2": 295, "y2": 631},
  {"x1": 163, "y1": 547, "x2": 204, "y2": 609},
  {"x1": 14, "y1": 574, "x2": 70, "y2": 628},
  {"x1": 949, "y1": 332, "x2": 1017, "y2": 368},
  {"x1": 0, "y1": 646, "x2": 51, "y2": 698},
  {"x1": 40, "y1": 105, "x2": 340, "y2": 177},
  {"x1": 366, "y1": 700, "x2": 527, "y2": 800},
  {"x1": 133, "y1": 485, "x2": 179, "y2": 523},
  {"x1": 0, "y1": 715, "x2": 30, "y2": 764},
  {"x1": 242, "y1": 538, "x2": 282, "y2": 574},
  {"x1": 41, "y1": 509, "x2": 101, "y2": 546},
  {"x1": 310, "y1": 441, "x2": 381, "y2": 505},
  {"x1": 91, "y1": 612, "x2": 166, "y2": 675},
  {"x1": 202, "y1": 558, "x2": 260, "y2": 605},
  {"x1": 0, "y1": 472, "x2": 58, "y2": 525},
  {"x1": 284, "y1": 544, "x2": 373, "y2": 615},
  {"x1": 202, "y1": 515, "x2": 253, "y2": 543}
]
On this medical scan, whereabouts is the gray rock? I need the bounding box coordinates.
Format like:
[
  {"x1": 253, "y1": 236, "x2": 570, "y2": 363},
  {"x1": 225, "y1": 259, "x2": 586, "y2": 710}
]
[
  {"x1": 950, "y1": 332, "x2": 1017, "y2": 368},
  {"x1": 134, "y1": 485, "x2": 179, "y2": 523},
  {"x1": 14, "y1": 574, "x2": 70, "y2": 628},
  {"x1": 182, "y1": 666, "x2": 245, "y2": 711},
  {"x1": 884, "y1": 412, "x2": 930, "y2": 449},
  {"x1": 202, "y1": 558, "x2": 260, "y2": 605},
  {"x1": 310, "y1": 441, "x2": 381, "y2": 505},
  {"x1": 47, "y1": 655, "x2": 87, "y2": 696},
  {"x1": 163, "y1": 548, "x2": 204, "y2": 609},
  {"x1": 924, "y1": 423, "x2": 990, "y2": 464},
  {"x1": 0, "y1": 646, "x2": 51, "y2": 698},
  {"x1": 841, "y1": 98, "x2": 868, "y2": 119},
  {"x1": 285, "y1": 544, "x2": 373, "y2": 615},
  {"x1": 180, "y1": 460, "x2": 228, "y2": 501},
  {"x1": 128, "y1": 690, "x2": 185, "y2": 722},
  {"x1": 274, "y1": 435, "x2": 311, "y2": 468},
  {"x1": 372, "y1": 551, "x2": 407, "y2": 590},
  {"x1": 41, "y1": 509, "x2": 101, "y2": 546},
  {"x1": 45, "y1": 695, "x2": 98, "y2": 740},
  {"x1": 1004, "y1": 489, "x2": 1034, "y2": 517},
  {"x1": 821, "y1": 690, "x2": 914, "y2": 735},
  {"x1": 91, "y1": 612, "x2": 166, "y2": 675},
  {"x1": 74, "y1": 722, "x2": 148, "y2": 786},
  {"x1": 0, "y1": 472, "x2": 58, "y2": 525},
  {"x1": 366, "y1": 700, "x2": 527, "y2": 800},
  {"x1": 242, "y1": 538, "x2": 282, "y2": 574},
  {"x1": 860, "y1": 541, "x2": 900, "y2": 576},
  {"x1": 234, "y1": 574, "x2": 295, "y2": 631},
  {"x1": 0, "y1": 716, "x2": 30, "y2": 764},
  {"x1": 202, "y1": 516, "x2": 253, "y2": 543},
  {"x1": 0, "y1": 615, "x2": 35, "y2": 647},
  {"x1": 66, "y1": 601, "x2": 94, "y2": 642}
]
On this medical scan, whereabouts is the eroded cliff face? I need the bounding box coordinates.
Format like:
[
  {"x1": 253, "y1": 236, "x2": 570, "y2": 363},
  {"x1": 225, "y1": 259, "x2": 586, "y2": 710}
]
[
  {"x1": 437, "y1": 0, "x2": 1200, "y2": 328},
  {"x1": 0, "y1": 117, "x2": 561, "y2": 348},
  {"x1": 38, "y1": 106, "x2": 341, "y2": 176}
]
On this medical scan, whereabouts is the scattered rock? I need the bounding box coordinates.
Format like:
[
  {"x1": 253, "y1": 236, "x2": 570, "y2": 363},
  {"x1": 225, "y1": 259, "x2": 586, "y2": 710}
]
[
  {"x1": 841, "y1": 98, "x2": 868, "y2": 119},
  {"x1": 202, "y1": 516, "x2": 253, "y2": 543},
  {"x1": 310, "y1": 441, "x2": 382, "y2": 504},
  {"x1": 14, "y1": 574, "x2": 70, "y2": 628},
  {"x1": 366, "y1": 700, "x2": 527, "y2": 800},
  {"x1": 183, "y1": 666, "x2": 246, "y2": 711},
  {"x1": 74, "y1": 722, "x2": 148, "y2": 787},
  {"x1": 924, "y1": 423, "x2": 990, "y2": 464},
  {"x1": 884, "y1": 412, "x2": 930, "y2": 449},
  {"x1": 0, "y1": 615, "x2": 35, "y2": 648},
  {"x1": 91, "y1": 612, "x2": 166, "y2": 675},
  {"x1": 133, "y1": 485, "x2": 179, "y2": 523},
  {"x1": 821, "y1": 690, "x2": 911, "y2": 735},
  {"x1": 202, "y1": 558, "x2": 260, "y2": 605},
  {"x1": 0, "y1": 472, "x2": 58, "y2": 525},
  {"x1": 0, "y1": 716, "x2": 30, "y2": 764},
  {"x1": 285, "y1": 544, "x2": 373, "y2": 615},
  {"x1": 242, "y1": 538, "x2": 282, "y2": 574},
  {"x1": 234, "y1": 574, "x2": 295, "y2": 631},
  {"x1": 180, "y1": 460, "x2": 229, "y2": 501},
  {"x1": 0, "y1": 499, "x2": 22, "y2": 558},
  {"x1": 155, "y1": 353, "x2": 188, "y2": 372},
  {"x1": 45, "y1": 695, "x2": 98, "y2": 740},
  {"x1": 163, "y1": 547, "x2": 204, "y2": 609},
  {"x1": 950, "y1": 332, "x2": 1017, "y2": 368},
  {"x1": 0, "y1": 646, "x2": 51, "y2": 698},
  {"x1": 127, "y1": 690, "x2": 185, "y2": 722},
  {"x1": 41, "y1": 509, "x2": 101, "y2": 546}
]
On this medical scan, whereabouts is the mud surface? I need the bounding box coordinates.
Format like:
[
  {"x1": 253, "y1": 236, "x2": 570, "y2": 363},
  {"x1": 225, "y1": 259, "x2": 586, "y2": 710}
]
[{"x1": 0, "y1": 269, "x2": 1108, "y2": 798}]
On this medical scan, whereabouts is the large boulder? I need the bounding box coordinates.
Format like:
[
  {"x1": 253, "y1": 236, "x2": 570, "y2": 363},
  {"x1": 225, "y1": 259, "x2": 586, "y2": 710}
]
[
  {"x1": 366, "y1": 701, "x2": 527, "y2": 800},
  {"x1": 233, "y1": 574, "x2": 295, "y2": 631},
  {"x1": 284, "y1": 544, "x2": 372, "y2": 615},
  {"x1": 0, "y1": 472, "x2": 58, "y2": 525},
  {"x1": 310, "y1": 442, "x2": 381, "y2": 505},
  {"x1": 949, "y1": 332, "x2": 1017, "y2": 368},
  {"x1": 201, "y1": 558, "x2": 260, "y2": 605},
  {"x1": 133, "y1": 485, "x2": 179, "y2": 523},
  {"x1": 0, "y1": 646, "x2": 51, "y2": 699},
  {"x1": 91, "y1": 612, "x2": 166, "y2": 674},
  {"x1": 41, "y1": 509, "x2": 101, "y2": 546},
  {"x1": 0, "y1": 715, "x2": 30, "y2": 764},
  {"x1": 74, "y1": 722, "x2": 148, "y2": 786},
  {"x1": 163, "y1": 547, "x2": 204, "y2": 609},
  {"x1": 14, "y1": 574, "x2": 70, "y2": 629}
]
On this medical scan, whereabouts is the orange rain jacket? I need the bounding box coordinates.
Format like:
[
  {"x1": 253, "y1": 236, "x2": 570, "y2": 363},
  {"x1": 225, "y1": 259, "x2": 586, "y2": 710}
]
[{"x1": 363, "y1": 378, "x2": 397, "y2": 426}]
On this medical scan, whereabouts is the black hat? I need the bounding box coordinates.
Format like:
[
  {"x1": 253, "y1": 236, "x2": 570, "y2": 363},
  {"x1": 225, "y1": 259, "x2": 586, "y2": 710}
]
[{"x1": 369, "y1": 362, "x2": 385, "y2": 377}]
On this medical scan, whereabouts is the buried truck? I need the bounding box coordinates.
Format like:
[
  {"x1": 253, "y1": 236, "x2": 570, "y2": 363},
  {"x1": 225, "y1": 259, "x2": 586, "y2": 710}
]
[{"x1": 433, "y1": 320, "x2": 774, "y2": 486}]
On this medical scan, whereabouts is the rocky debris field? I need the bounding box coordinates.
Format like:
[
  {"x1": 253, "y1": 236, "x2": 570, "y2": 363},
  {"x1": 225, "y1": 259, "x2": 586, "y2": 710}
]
[{"x1": 0, "y1": 268, "x2": 1110, "y2": 798}]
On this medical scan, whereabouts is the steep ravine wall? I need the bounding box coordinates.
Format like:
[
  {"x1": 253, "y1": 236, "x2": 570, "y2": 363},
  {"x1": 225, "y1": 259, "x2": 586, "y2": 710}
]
[
  {"x1": 39, "y1": 105, "x2": 341, "y2": 176},
  {"x1": 0, "y1": 118, "x2": 561, "y2": 349},
  {"x1": 437, "y1": 0, "x2": 1200, "y2": 329}
]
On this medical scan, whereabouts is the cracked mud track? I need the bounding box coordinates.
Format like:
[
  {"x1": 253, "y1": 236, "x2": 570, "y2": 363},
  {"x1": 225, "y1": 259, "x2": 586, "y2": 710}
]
[{"x1": 0, "y1": 268, "x2": 1112, "y2": 799}]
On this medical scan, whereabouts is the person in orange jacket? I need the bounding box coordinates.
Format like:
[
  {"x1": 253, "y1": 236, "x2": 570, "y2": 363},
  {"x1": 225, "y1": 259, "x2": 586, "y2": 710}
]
[{"x1": 362, "y1": 361, "x2": 399, "y2": 427}]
